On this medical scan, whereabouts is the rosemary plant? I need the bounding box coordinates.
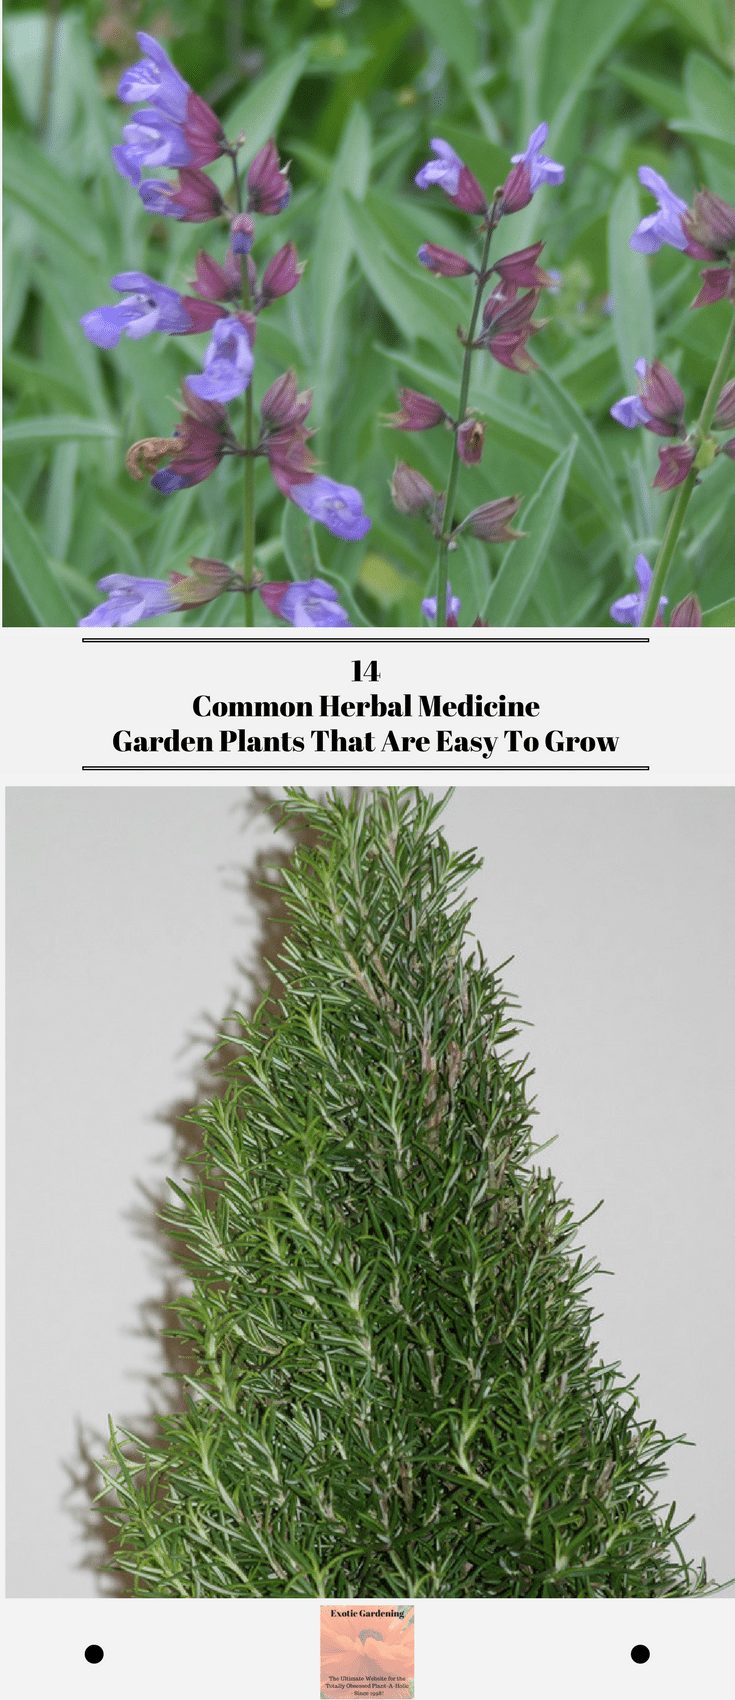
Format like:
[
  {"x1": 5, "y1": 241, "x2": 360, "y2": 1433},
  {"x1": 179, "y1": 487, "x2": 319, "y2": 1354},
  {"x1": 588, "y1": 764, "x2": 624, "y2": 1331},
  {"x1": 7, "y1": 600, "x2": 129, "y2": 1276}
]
[{"x1": 99, "y1": 790, "x2": 710, "y2": 1598}]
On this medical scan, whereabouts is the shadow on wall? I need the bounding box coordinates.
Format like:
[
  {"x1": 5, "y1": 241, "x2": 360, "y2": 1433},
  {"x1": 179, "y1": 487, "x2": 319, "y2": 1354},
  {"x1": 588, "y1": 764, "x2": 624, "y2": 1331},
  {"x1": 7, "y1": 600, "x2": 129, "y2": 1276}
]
[{"x1": 64, "y1": 788, "x2": 325, "y2": 1596}]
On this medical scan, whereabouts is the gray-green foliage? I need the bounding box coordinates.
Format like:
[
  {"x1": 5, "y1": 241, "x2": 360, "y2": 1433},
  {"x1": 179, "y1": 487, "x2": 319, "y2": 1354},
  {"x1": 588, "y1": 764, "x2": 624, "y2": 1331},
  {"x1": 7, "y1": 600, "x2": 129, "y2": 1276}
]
[{"x1": 100, "y1": 789, "x2": 709, "y2": 1596}]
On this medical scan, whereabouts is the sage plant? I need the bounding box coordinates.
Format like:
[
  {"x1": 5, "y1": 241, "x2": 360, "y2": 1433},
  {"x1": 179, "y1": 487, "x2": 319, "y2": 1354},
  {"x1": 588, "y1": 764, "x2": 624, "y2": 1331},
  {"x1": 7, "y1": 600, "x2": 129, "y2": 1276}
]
[
  {"x1": 79, "y1": 33, "x2": 369, "y2": 628},
  {"x1": 388, "y1": 127, "x2": 564, "y2": 627},
  {"x1": 609, "y1": 169, "x2": 735, "y2": 628},
  {"x1": 98, "y1": 790, "x2": 711, "y2": 1598}
]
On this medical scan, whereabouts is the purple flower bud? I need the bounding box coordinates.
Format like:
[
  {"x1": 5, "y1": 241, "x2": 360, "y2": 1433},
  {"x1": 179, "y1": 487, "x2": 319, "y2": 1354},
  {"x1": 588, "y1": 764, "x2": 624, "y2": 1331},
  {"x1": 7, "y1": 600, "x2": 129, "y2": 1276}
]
[
  {"x1": 418, "y1": 243, "x2": 474, "y2": 277},
  {"x1": 80, "y1": 272, "x2": 221, "y2": 348},
  {"x1": 230, "y1": 213, "x2": 255, "y2": 255},
  {"x1": 669, "y1": 593, "x2": 702, "y2": 627},
  {"x1": 611, "y1": 554, "x2": 667, "y2": 626},
  {"x1": 724, "y1": 437, "x2": 735, "y2": 459},
  {"x1": 653, "y1": 443, "x2": 696, "y2": 490},
  {"x1": 247, "y1": 140, "x2": 291, "y2": 214},
  {"x1": 192, "y1": 249, "x2": 241, "y2": 302},
  {"x1": 79, "y1": 573, "x2": 181, "y2": 627},
  {"x1": 493, "y1": 242, "x2": 552, "y2": 289},
  {"x1": 390, "y1": 462, "x2": 439, "y2": 515},
  {"x1": 691, "y1": 264, "x2": 734, "y2": 310},
  {"x1": 415, "y1": 139, "x2": 487, "y2": 213},
  {"x1": 260, "y1": 242, "x2": 302, "y2": 302},
  {"x1": 259, "y1": 578, "x2": 350, "y2": 627},
  {"x1": 138, "y1": 167, "x2": 224, "y2": 222},
  {"x1": 261, "y1": 370, "x2": 313, "y2": 428},
  {"x1": 186, "y1": 316, "x2": 254, "y2": 404},
  {"x1": 388, "y1": 389, "x2": 447, "y2": 430},
  {"x1": 266, "y1": 428, "x2": 316, "y2": 497},
  {"x1": 488, "y1": 332, "x2": 538, "y2": 372},
  {"x1": 630, "y1": 167, "x2": 688, "y2": 254},
  {"x1": 500, "y1": 161, "x2": 532, "y2": 215},
  {"x1": 510, "y1": 124, "x2": 564, "y2": 192},
  {"x1": 715, "y1": 379, "x2": 735, "y2": 429},
  {"x1": 460, "y1": 495, "x2": 524, "y2": 542},
  {"x1": 482, "y1": 285, "x2": 540, "y2": 330},
  {"x1": 422, "y1": 584, "x2": 460, "y2": 622},
  {"x1": 456, "y1": 418, "x2": 485, "y2": 464},
  {"x1": 683, "y1": 189, "x2": 735, "y2": 257},
  {"x1": 477, "y1": 285, "x2": 544, "y2": 370},
  {"x1": 288, "y1": 475, "x2": 371, "y2": 540}
]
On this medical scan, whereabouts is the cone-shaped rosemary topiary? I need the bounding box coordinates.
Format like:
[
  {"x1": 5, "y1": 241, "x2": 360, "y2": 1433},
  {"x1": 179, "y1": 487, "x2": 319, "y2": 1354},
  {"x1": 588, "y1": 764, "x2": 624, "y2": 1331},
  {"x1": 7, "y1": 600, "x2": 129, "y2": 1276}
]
[{"x1": 100, "y1": 788, "x2": 710, "y2": 1597}]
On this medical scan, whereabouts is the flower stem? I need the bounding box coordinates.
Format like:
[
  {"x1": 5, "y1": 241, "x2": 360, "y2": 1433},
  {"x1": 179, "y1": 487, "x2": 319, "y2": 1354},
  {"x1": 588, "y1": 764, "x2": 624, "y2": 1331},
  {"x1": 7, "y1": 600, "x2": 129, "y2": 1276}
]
[
  {"x1": 230, "y1": 150, "x2": 255, "y2": 626},
  {"x1": 640, "y1": 309, "x2": 735, "y2": 628},
  {"x1": 433, "y1": 214, "x2": 497, "y2": 628}
]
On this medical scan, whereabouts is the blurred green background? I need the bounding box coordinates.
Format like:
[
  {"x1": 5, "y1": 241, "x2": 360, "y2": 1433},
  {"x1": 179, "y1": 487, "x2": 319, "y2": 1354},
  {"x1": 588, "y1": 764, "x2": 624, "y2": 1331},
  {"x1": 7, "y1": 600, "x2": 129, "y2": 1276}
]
[{"x1": 4, "y1": 0, "x2": 735, "y2": 625}]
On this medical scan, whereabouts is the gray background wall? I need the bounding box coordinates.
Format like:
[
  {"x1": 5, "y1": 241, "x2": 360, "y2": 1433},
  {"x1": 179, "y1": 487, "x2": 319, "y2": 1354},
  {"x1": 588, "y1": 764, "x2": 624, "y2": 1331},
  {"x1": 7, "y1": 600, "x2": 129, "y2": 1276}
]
[{"x1": 6, "y1": 788, "x2": 734, "y2": 1596}]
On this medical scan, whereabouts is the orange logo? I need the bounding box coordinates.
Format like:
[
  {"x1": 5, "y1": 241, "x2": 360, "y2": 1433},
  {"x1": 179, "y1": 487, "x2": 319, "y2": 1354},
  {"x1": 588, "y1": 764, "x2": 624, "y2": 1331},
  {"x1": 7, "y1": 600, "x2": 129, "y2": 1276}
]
[{"x1": 320, "y1": 1605, "x2": 415, "y2": 1698}]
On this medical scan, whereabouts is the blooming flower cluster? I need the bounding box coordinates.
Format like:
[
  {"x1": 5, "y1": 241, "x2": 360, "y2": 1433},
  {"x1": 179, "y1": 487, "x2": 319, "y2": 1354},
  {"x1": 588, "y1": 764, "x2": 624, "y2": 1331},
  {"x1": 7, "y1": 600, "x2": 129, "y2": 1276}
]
[
  {"x1": 79, "y1": 33, "x2": 368, "y2": 628},
  {"x1": 81, "y1": 561, "x2": 349, "y2": 629},
  {"x1": 389, "y1": 125, "x2": 563, "y2": 623},
  {"x1": 609, "y1": 166, "x2": 735, "y2": 626}
]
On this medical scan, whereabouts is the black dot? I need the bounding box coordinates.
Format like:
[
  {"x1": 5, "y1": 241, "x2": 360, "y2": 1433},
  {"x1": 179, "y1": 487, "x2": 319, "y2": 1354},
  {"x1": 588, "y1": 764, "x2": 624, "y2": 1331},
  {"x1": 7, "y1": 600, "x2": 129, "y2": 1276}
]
[
  {"x1": 631, "y1": 1645, "x2": 650, "y2": 1664},
  {"x1": 84, "y1": 1645, "x2": 104, "y2": 1664}
]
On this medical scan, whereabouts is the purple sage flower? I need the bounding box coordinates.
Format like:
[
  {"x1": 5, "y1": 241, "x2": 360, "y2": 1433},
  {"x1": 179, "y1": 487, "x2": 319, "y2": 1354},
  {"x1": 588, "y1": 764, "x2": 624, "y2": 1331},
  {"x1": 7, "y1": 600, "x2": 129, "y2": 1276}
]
[
  {"x1": 79, "y1": 573, "x2": 180, "y2": 628},
  {"x1": 611, "y1": 358, "x2": 685, "y2": 437},
  {"x1": 415, "y1": 138, "x2": 463, "y2": 195},
  {"x1": 510, "y1": 124, "x2": 564, "y2": 191},
  {"x1": 415, "y1": 139, "x2": 486, "y2": 213},
  {"x1": 288, "y1": 476, "x2": 371, "y2": 540},
  {"x1": 611, "y1": 554, "x2": 667, "y2": 626},
  {"x1": 80, "y1": 272, "x2": 219, "y2": 348},
  {"x1": 187, "y1": 316, "x2": 254, "y2": 404},
  {"x1": 149, "y1": 386, "x2": 231, "y2": 494},
  {"x1": 112, "y1": 34, "x2": 224, "y2": 187},
  {"x1": 630, "y1": 167, "x2": 688, "y2": 255},
  {"x1": 421, "y1": 585, "x2": 461, "y2": 622},
  {"x1": 138, "y1": 167, "x2": 223, "y2": 222},
  {"x1": 259, "y1": 578, "x2": 350, "y2": 627},
  {"x1": 117, "y1": 32, "x2": 189, "y2": 115}
]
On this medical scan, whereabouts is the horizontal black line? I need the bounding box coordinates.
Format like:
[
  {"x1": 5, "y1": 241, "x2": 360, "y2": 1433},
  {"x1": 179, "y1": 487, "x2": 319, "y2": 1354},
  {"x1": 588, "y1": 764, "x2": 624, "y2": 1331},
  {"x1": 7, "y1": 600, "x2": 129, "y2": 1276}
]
[
  {"x1": 81, "y1": 634, "x2": 648, "y2": 644},
  {"x1": 82, "y1": 765, "x2": 650, "y2": 773}
]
